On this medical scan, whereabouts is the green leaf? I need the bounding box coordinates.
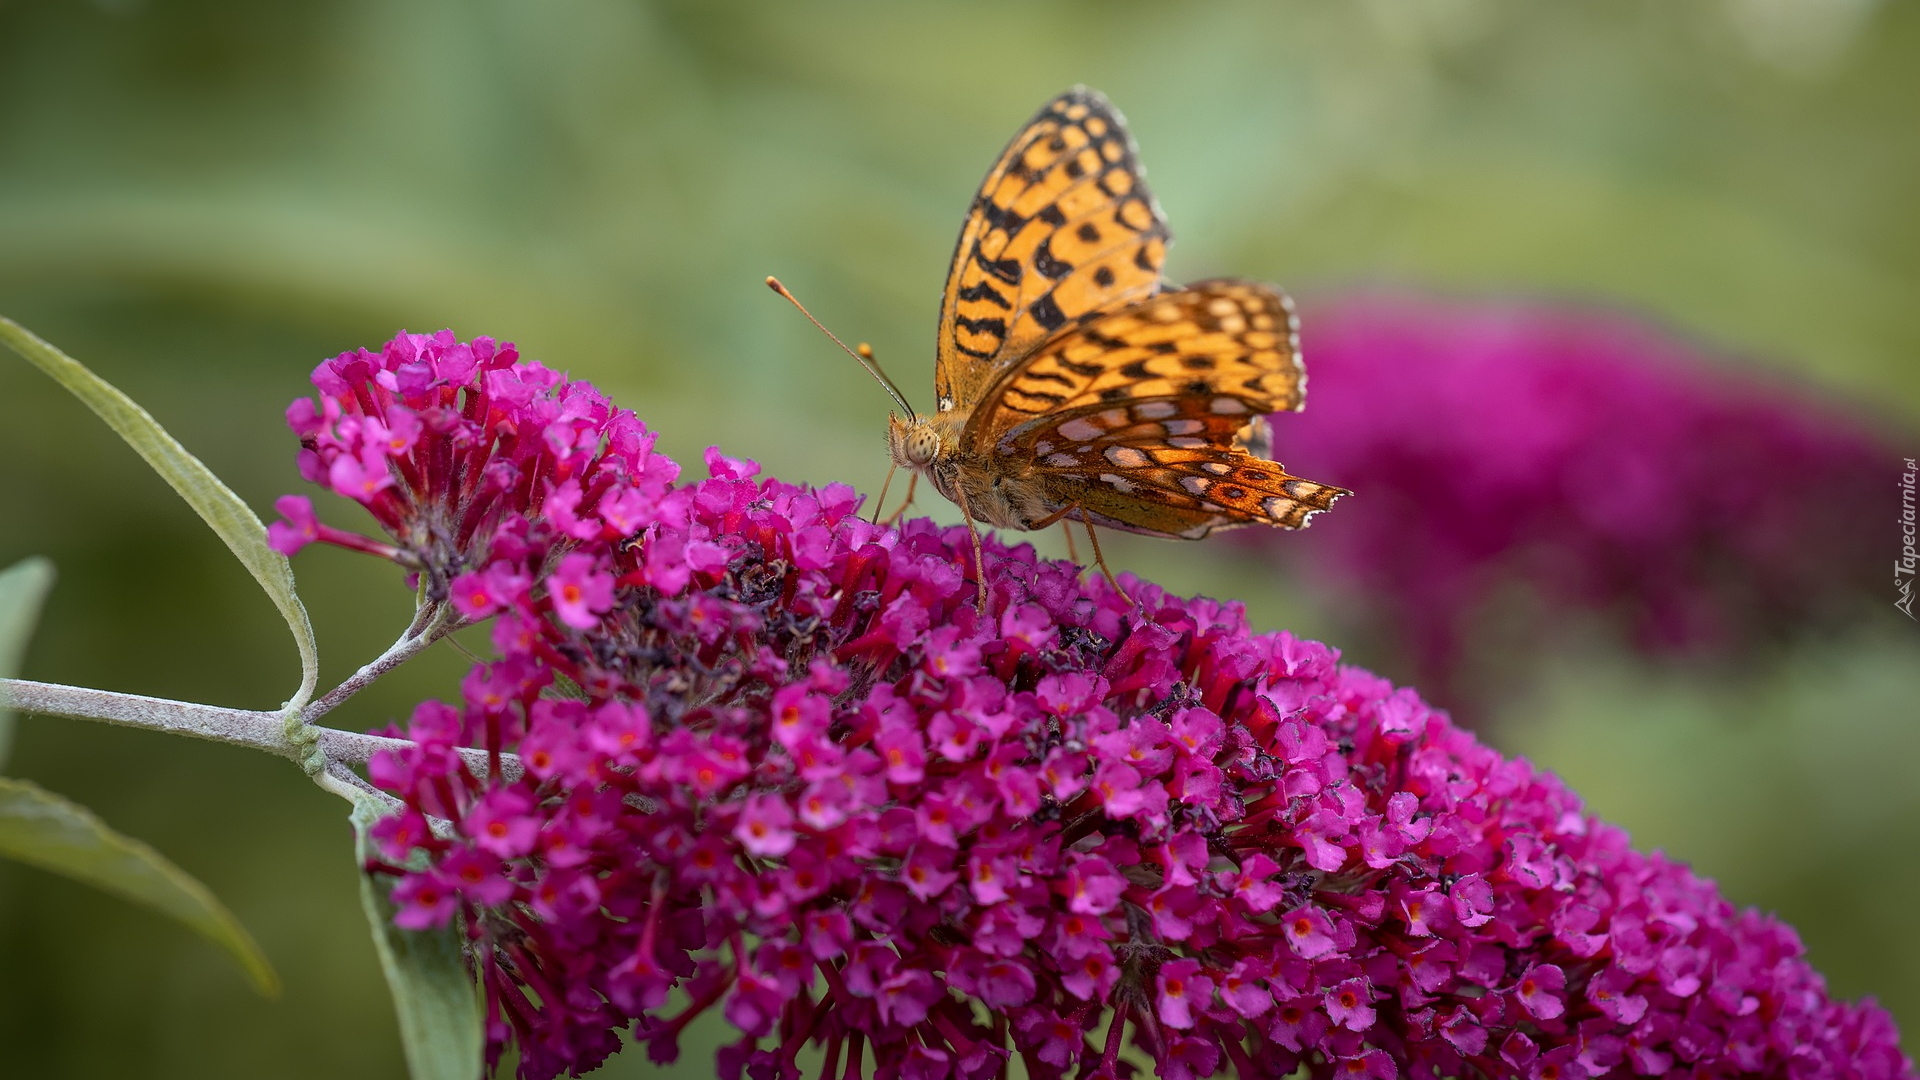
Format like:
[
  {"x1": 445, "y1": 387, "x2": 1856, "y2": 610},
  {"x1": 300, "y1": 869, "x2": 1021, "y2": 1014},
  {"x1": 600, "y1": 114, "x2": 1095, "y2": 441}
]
[
  {"x1": 0, "y1": 556, "x2": 56, "y2": 772},
  {"x1": 350, "y1": 795, "x2": 483, "y2": 1080},
  {"x1": 0, "y1": 317, "x2": 319, "y2": 710},
  {"x1": 0, "y1": 775, "x2": 279, "y2": 995}
]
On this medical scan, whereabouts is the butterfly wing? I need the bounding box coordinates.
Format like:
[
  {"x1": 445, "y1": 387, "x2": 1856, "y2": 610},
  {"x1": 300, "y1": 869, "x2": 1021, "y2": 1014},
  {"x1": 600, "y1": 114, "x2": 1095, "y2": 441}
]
[
  {"x1": 935, "y1": 87, "x2": 1171, "y2": 414},
  {"x1": 969, "y1": 280, "x2": 1344, "y2": 538},
  {"x1": 974, "y1": 279, "x2": 1307, "y2": 429},
  {"x1": 1020, "y1": 410, "x2": 1348, "y2": 538}
]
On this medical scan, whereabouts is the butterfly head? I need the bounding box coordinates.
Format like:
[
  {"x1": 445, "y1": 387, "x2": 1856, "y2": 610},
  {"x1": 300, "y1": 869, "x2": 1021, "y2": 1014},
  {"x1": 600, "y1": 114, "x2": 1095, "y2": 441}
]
[{"x1": 886, "y1": 413, "x2": 943, "y2": 471}]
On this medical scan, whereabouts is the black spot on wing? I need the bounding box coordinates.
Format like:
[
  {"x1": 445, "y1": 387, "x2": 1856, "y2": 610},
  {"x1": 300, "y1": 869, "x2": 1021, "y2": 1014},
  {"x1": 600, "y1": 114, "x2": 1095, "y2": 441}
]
[
  {"x1": 1119, "y1": 359, "x2": 1152, "y2": 379},
  {"x1": 1077, "y1": 222, "x2": 1101, "y2": 242},
  {"x1": 1099, "y1": 387, "x2": 1130, "y2": 403},
  {"x1": 1006, "y1": 386, "x2": 1067, "y2": 404},
  {"x1": 978, "y1": 199, "x2": 1026, "y2": 236},
  {"x1": 1036, "y1": 204, "x2": 1067, "y2": 227},
  {"x1": 1180, "y1": 357, "x2": 1216, "y2": 370},
  {"x1": 1033, "y1": 240, "x2": 1073, "y2": 281},
  {"x1": 1057, "y1": 356, "x2": 1104, "y2": 377},
  {"x1": 958, "y1": 281, "x2": 1011, "y2": 308},
  {"x1": 1002, "y1": 387, "x2": 1065, "y2": 414},
  {"x1": 1029, "y1": 293, "x2": 1067, "y2": 331},
  {"x1": 956, "y1": 315, "x2": 1007, "y2": 338},
  {"x1": 972, "y1": 241, "x2": 1022, "y2": 285},
  {"x1": 1094, "y1": 266, "x2": 1115, "y2": 287}
]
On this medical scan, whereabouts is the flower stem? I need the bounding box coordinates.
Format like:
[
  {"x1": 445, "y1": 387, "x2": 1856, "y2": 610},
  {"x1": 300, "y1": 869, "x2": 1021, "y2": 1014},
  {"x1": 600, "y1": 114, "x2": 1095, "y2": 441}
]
[{"x1": 300, "y1": 604, "x2": 456, "y2": 723}]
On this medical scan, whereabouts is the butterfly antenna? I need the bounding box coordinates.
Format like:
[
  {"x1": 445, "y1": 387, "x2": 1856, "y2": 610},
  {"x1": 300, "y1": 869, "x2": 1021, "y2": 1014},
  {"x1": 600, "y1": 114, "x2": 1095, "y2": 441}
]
[{"x1": 765, "y1": 276, "x2": 918, "y2": 417}]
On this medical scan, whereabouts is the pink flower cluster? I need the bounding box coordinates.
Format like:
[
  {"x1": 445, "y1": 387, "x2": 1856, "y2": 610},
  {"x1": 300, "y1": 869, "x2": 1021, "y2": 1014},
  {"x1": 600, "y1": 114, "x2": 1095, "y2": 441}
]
[
  {"x1": 275, "y1": 333, "x2": 1910, "y2": 1080},
  {"x1": 266, "y1": 328, "x2": 678, "y2": 597},
  {"x1": 1256, "y1": 294, "x2": 1904, "y2": 711}
]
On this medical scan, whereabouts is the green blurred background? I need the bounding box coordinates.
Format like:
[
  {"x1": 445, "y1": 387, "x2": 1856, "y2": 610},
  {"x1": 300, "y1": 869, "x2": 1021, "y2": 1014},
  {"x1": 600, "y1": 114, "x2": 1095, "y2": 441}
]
[{"x1": 1, "y1": 1, "x2": 1917, "y2": 1076}]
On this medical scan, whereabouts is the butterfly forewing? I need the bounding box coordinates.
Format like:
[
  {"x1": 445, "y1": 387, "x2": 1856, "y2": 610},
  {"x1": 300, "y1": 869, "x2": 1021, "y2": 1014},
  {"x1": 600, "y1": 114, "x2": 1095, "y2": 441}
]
[
  {"x1": 974, "y1": 280, "x2": 1305, "y2": 440},
  {"x1": 936, "y1": 88, "x2": 1170, "y2": 413}
]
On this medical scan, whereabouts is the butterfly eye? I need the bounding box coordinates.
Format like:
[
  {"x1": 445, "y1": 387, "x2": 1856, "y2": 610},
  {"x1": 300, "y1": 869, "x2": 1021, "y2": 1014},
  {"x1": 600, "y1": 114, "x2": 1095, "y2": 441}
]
[{"x1": 907, "y1": 429, "x2": 940, "y2": 467}]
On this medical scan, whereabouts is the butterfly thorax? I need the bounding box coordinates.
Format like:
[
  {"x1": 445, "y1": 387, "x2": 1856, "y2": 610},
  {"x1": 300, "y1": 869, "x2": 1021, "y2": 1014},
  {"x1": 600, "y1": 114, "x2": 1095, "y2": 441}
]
[{"x1": 887, "y1": 411, "x2": 1052, "y2": 530}]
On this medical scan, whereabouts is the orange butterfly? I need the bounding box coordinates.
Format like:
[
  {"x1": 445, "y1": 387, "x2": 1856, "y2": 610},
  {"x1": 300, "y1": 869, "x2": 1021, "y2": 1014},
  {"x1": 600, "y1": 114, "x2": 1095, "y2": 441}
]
[{"x1": 835, "y1": 88, "x2": 1348, "y2": 606}]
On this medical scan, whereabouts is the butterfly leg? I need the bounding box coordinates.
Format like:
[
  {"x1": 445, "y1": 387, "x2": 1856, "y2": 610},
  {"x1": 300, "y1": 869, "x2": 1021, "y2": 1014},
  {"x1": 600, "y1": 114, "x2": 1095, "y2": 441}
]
[
  {"x1": 949, "y1": 483, "x2": 991, "y2": 613},
  {"x1": 1030, "y1": 504, "x2": 1134, "y2": 608},
  {"x1": 882, "y1": 473, "x2": 921, "y2": 528},
  {"x1": 1061, "y1": 521, "x2": 1081, "y2": 564},
  {"x1": 1079, "y1": 516, "x2": 1134, "y2": 608},
  {"x1": 870, "y1": 464, "x2": 899, "y2": 525}
]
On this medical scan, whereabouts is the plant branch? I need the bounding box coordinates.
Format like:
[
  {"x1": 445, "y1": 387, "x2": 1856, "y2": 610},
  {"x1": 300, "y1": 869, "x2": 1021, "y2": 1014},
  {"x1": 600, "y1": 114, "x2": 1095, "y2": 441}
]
[{"x1": 1, "y1": 678, "x2": 520, "y2": 782}]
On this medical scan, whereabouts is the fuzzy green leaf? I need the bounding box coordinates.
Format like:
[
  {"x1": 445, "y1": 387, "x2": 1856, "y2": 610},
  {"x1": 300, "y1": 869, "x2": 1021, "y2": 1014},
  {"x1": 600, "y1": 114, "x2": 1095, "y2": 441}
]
[
  {"x1": 351, "y1": 796, "x2": 483, "y2": 1080},
  {"x1": 0, "y1": 775, "x2": 279, "y2": 995},
  {"x1": 0, "y1": 556, "x2": 55, "y2": 771},
  {"x1": 0, "y1": 317, "x2": 318, "y2": 710}
]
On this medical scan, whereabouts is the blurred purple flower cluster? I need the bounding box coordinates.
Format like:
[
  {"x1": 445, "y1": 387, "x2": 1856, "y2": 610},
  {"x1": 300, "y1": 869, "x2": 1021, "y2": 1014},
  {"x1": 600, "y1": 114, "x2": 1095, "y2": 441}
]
[
  {"x1": 276, "y1": 333, "x2": 1909, "y2": 1080},
  {"x1": 1259, "y1": 295, "x2": 1902, "y2": 710}
]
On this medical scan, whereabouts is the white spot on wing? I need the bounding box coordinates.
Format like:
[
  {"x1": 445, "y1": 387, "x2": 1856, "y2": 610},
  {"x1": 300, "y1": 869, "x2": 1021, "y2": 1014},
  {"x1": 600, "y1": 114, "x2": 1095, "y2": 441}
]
[
  {"x1": 1210, "y1": 397, "x2": 1249, "y2": 415},
  {"x1": 1057, "y1": 418, "x2": 1101, "y2": 441},
  {"x1": 1201, "y1": 462, "x2": 1231, "y2": 475},
  {"x1": 1134, "y1": 401, "x2": 1176, "y2": 420},
  {"x1": 1165, "y1": 419, "x2": 1204, "y2": 435},
  {"x1": 1180, "y1": 476, "x2": 1210, "y2": 495},
  {"x1": 1104, "y1": 446, "x2": 1150, "y2": 467},
  {"x1": 1167, "y1": 437, "x2": 1206, "y2": 449},
  {"x1": 1044, "y1": 453, "x2": 1078, "y2": 468},
  {"x1": 1099, "y1": 473, "x2": 1135, "y2": 493}
]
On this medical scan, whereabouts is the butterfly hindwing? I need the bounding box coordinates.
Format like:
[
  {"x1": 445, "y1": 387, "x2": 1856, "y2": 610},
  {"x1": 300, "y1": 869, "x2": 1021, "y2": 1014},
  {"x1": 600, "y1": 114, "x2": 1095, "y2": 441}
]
[
  {"x1": 1001, "y1": 398, "x2": 1347, "y2": 538},
  {"x1": 935, "y1": 87, "x2": 1170, "y2": 413},
  {"x1": 972, "y1": 279, "x2": 1305, "y2": 441}
]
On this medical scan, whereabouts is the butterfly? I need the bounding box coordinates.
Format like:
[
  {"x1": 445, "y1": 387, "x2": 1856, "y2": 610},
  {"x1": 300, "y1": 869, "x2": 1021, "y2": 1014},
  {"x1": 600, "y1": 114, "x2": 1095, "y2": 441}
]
[{"x1": 869, "y1": 87, "x2": 1348, "y2": 605}]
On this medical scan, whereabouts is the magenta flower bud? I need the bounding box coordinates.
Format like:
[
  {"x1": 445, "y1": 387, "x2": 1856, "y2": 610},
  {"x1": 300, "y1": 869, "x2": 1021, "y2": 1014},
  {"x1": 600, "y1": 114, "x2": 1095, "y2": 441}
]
[
  {"x1": 1157, "y1": 958, "x2": 1213, "y2": 1030},
  {"x1": 732, "y1": 793, "x2": 796, "y2": 858},
  {"x1": 389, "y1": 869, "x2": 457, "y2": 930},
  {"x1": 544, "y1": 552, "x2": 614, "y2": 630}
]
